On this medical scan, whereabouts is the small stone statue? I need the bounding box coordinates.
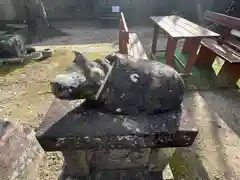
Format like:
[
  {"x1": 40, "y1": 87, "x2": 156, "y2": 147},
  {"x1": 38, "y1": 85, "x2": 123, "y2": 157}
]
[
  {"x1": 51, "y1": 52, "x2": 184, "y2": 115},
  {"x1": 0, "y1": 34, "x2": 53, "y2": 62},
  {"x1": 0, "y1": 34, "x2": 27, "y2": 58}
]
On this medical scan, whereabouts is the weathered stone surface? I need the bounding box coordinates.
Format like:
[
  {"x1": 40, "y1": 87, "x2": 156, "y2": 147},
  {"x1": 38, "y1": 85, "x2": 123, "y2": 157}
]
[
  {"x1": 60, "y1": 166, "x2": 174, "y2": 180},
  {"x1": 51, "y1": 51, "x2": 111, "y2": 100},
  {"x1": 0, "y1": 119, "x2": 44, "y2": 180},
  {"x1": 51, "y1": 52, "x2": 184, "y2": 115},
  {"x1": 91, "y1": 149, "x2": 150, "y2": 170},
  {"x1": 37, "y1": 99, "x2": 198, "y2": 151},
  {"x1": 148, "y1": 148, "x2": 176, "y2": 172},
  {"x1": 99, "y1": 53, "x2": 184, "y2": 115},
  {"x1": 62, "y1": 150, "x2": 90, "y2": 177}
]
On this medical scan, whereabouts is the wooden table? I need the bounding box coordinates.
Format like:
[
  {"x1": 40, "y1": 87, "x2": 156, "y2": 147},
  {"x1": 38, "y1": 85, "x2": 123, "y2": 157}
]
[{"x1": 150, "y1": 15, "x2": 220, "y2": 74}]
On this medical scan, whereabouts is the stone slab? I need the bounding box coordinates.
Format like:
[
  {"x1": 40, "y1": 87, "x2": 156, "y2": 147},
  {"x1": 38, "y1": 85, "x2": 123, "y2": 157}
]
[{"x1": 37, "y1": 99, "x2": 198, "y2": 151}]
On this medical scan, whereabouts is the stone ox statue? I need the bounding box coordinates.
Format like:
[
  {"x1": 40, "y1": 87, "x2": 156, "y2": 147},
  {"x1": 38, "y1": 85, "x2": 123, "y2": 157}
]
[{"x1": 51, "y1": 52, "x2": 184, "y2": 115}]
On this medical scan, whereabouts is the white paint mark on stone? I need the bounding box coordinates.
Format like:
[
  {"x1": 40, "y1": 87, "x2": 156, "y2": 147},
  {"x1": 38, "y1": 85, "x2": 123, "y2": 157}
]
[
  {"x1": 120, "y1": 93, "x2": 126, "y2": 99},
  {"x1": 136, "y1": 128, "x2": 140, "y2": 133},
  {"x1": 117, "y1": 135, "x2": 133, "y2": 141},
  {"x1": 54, "y1": 72, "x2": 85, "y2": 88},
  {"x1": 130, "y1": 73, "x2": 140, "y2": 83}
]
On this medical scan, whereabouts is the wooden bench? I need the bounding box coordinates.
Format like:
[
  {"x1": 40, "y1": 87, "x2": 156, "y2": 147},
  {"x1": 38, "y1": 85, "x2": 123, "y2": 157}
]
[
  {"x1": 195, "y1": 11, "x2": 240, "y2": 87},
  {"x1": 119, "y1": 12, "x2": 148, "y2": 59}
]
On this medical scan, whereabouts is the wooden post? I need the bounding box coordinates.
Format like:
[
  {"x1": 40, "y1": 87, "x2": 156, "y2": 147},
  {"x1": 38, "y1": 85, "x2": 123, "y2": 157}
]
[
  {"x1": 184, "y1": 38, "x2": 202, "y2": 73},
  {"x1": 119, "y1": 13, "x2": 129, "y2": 54},
  {"x1": 24, "y1": 0, "x2": 49, "y2": 41},
  {"x1": 148, "y1": 148, "x2": 176, "y2": 173},
  {"x1": 151, "y1": 24, "x2": 159, "y2": 55},
  {"x1": 166, "y1": 37, "x2": 177, "y2": 68},
  {"x1": 195, "y1": 45, "x2": 217, "y2": 67}
]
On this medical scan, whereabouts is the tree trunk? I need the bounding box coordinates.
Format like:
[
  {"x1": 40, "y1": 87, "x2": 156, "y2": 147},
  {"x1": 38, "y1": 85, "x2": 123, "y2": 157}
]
[{"x1": 24, "y1": 0, "x2": 48, "y2": 40}]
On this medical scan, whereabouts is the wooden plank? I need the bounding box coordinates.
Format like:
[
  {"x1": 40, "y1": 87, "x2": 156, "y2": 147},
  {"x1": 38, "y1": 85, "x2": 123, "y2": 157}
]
[
  {"x1": 160, "y1": 16, "x2": 196, "y2": 37},
  {"x1": 120, "y1": 12, "x2": 129, "y2": 34},
  {"x1": 151, "y1": 24, "x2": 159, "y2": 55},
  {"x1": 151, "y1": 16, "x2": 219, "y2": 38},
  {"x1": 177, "y1": 16, "x2": 220, "y2": 37},
  {"x1": 204, "y1": 10, "x2": 240, "y2": 29},
  {"x1": 150, "y1": 16, "x2": 183, "y2": 38},
  {"x1": 227, "y1": 39, "x2": 240, "y2": 52},
  {"x1": 201, "y1": 39, "x2": 240, "y2": 63},
  {"x1": 231, "y1": 29, "x2": 240, "y2": 39},
  {"x1": 185, "y1": 37, "x2": 202, "y2": 73},
  {"x1": 119, "y1": 12, "x2": 129, "y2": 54}
]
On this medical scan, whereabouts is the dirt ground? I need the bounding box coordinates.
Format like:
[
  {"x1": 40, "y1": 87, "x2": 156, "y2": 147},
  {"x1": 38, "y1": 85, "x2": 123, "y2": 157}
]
[{"x1": 1, "y1": 24, "x2": 240, "y2": 180}]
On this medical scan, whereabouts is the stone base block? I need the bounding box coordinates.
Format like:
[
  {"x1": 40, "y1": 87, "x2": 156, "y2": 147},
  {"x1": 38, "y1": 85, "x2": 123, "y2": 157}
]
[{"x1": 60, "y1": 165, "x2": 174, "y2": 180}]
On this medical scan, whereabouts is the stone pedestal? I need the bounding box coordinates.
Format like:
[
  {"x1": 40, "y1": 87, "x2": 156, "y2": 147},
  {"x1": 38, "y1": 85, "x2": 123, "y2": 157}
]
[
  {"x1": 62, "y1": 150, "x2": 90, "y2": 177},
  {"x1": 148, "y1": 148, "x2": 176, "y2": 172},
  {"x1": 60, "y1": 148, "x2": 174, "y2": 180},
  {"x1": 37, "y1": 99, "x2": 198, "y2": 180},
  {"x1": 0, "y1": 119, "x2": 44, "y2": 180}
]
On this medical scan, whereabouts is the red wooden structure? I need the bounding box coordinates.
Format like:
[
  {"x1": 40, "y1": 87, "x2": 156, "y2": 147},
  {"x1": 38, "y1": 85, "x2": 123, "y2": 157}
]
[
  {"x1": 196, "y1": 11, "x2": 240, "y2": 87},
  {"x1": 119, "y1": 12, "x2": 129, "y2": 54}
]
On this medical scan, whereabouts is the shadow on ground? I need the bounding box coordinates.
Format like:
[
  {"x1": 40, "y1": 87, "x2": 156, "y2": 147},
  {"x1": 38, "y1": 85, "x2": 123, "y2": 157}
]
[
  {"x1": 200, "y1": 89, "x2": 240, "y2": 138},
  {"x1": 170, "y1": 91, "x2": 240, "y2": 179},
  {"x1": 15, "y1": 25, "x2": 70, "y2": 44},
  {"x1": 29, "y1": 24, "x2": 119, "y2": 47},
  {"x1": 170, "y1": 147, "x2": 211, "y2": 180}
]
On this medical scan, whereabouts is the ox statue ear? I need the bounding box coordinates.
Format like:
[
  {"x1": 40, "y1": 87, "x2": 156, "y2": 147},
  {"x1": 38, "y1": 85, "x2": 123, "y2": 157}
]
[
  {"x1": 105, "y1": 53, "x2": 119, "y2": 62},
  {"x1": 72, "y1": 51, "x2": 89, "y2": 65}
]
